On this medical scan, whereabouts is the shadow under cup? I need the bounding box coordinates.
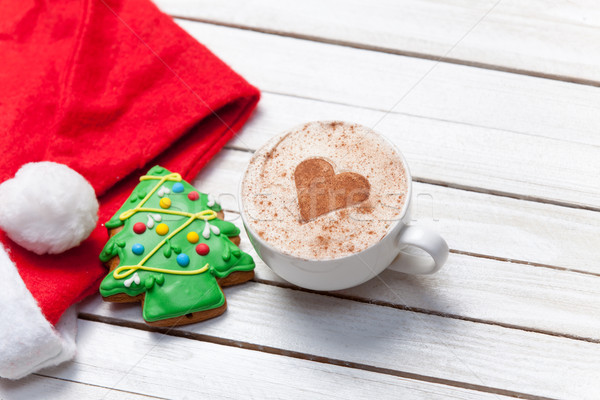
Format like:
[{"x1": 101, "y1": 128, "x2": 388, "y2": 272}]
[{"x1": 238, "y1": 121, "x2": 448, "y2": 291}]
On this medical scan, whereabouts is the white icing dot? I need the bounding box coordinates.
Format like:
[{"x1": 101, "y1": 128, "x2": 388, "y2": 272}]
[
  {"x1": 210, "y1": 225, "x2": 220, "y2": 235},
  {"x1": 124, "y1": 272, "x2": 141, "y2": 288}
]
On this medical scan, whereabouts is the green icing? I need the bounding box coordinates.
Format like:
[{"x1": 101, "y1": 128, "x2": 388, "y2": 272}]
[{"x1": 99, "y1": 165, "x2": 255, "y2": 322}]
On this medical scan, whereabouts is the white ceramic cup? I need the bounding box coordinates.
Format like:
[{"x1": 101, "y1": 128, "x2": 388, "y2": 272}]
[{"x1": 239, "y1": 124, "x2": 449, "y2": 291}]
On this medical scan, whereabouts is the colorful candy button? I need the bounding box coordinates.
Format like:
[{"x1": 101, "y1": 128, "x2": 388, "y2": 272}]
[
  {"x1": 187, "y1": 231, "x2": 199, "y2": 244},
  {"x1": 133, "y1": 222, "x2": 146, "y2": 234},
  {"x1": 195, "y1": 243, "x2": 210, "y2": 256},
  {"x1": 156, "y1": 223, "x2": 169, "y2": 236},
  {"x1": 176, "y1": 253, "x2": 190, "y2": 267},
  {"x1": 172, "y1": 182, "x2": 184, "y2": 193},
  {"x1": 132, "y1": 243, "x2": 144, "y2": 255},
  {"x1": 188, "y1": 191, "x2": 199, "y2": 201},
  {"x1": 159, "y1": 198, "x2": 171, "y2": 209}
]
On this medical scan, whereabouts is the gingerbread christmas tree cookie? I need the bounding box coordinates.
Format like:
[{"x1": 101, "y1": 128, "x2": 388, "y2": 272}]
[{"x1": 99, "y1": 166, "x2": 255, "y2": 326}]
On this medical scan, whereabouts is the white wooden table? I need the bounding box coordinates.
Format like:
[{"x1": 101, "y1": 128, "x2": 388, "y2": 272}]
[{"x1": 3, "y1": 1, "x2": 600, "y2": 399}]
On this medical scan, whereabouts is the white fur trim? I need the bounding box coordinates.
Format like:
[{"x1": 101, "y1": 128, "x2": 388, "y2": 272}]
[
  {"x1": 0, "y1": 162, "x2": 99, "y2": 255},
  {"x1": 0, "y1": 244, "x2": 77, "y2": 380}
]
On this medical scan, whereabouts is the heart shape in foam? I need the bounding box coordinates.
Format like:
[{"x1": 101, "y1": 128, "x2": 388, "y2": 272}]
[{"x1": 294, "y1": 158, "x2": 370, "y2": 221}]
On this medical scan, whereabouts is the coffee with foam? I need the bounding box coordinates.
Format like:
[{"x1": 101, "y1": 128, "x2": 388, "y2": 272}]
[{"x1": 241, "y1": 121, "x2": 409, "y2": 260}]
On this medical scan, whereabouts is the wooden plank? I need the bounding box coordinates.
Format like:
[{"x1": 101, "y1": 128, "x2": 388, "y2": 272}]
[
  {"x1": 194, "y1": 150, "x2": 600, "y2": 340},
  {"x1": 160, "y1": 0, "x2": 600, "y2": 85},
  {"x1": 174, "y1": 20, "x2": 600, "y2": 149},
  {"x1": 194, "y1": 150, "x2": 600, "y2": 341},
  {"x1": 233, "y1": 225, "x2": 600, "y2": 341},
  {"x1": 192, "y1": 148, "x2": 600, "y2": 275},
  {"x1": 227, "y1": 92, "x2": 600, "y2": 210},
  {"x1": 80, "y1": 284, "x2": 600, "y2": 400},
  {"x1": 0, "y1": 374, "x2": 158, "y2": 400},
  {"x1": 41, "y1": 320, "x2": 515, "y2": 400}
]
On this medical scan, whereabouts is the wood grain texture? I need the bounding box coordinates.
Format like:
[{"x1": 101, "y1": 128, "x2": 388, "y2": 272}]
[
  {"x1": 92, "y1": 208, "x2": 600, "y2": 344},
  {"x1": 191, "y1": 148, "x2": 600, "y2": 275},
  {"x1": 41, "y1": 320, "x2": 516, "y2": 400},
  {"x1": 230, "y1": 92, "x2": 600, "y2": 210},
  {"x1": 5, "y1": 3, "x2": 600, "y2": 400},
  {"x1": 175, "y1": 19, "x2": 600, "y2": 150},
  {"x1": 194, "y1": 150, "x2": 600, "y2": 340},
  {"x1": 0, "y1": 374, "x2": 158, "y2": 400},
  {"x1": 192, "y1": 150, "x2": 600, "y2": 340},
  {"x1": 80, "y1": 283, "x2": 600, "y2": 400},
  {"x1": 235, "y1": 226, "x2": 600, "y2": 342},
  {"x1": 160, "y1": 0, "x2": 600, "y2": 84}
]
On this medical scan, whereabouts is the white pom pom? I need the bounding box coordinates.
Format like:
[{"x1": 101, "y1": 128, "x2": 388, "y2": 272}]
[{"x1": 0, "y1": 162, "x2": 99, "y2": 255}]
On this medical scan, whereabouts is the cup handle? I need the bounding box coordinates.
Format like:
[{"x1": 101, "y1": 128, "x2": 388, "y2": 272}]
[{"x1": 388, "y1": 225, "x2": 449, "y2": 275}]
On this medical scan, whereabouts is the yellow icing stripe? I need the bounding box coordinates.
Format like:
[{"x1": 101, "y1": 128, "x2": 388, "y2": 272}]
[
  {"x1": 139, "y1": 174, "x2": 182, "y2": 182},
  {"x1": 121, "y1": 207, "x2": 193, "y2": 220},
  {"x1": 114, "y1": 171, "x2": 218, "y2": 281},
  {"x1": 121, "y1": 208, "x2": 218, "y2": 220},
  {"x1": 120, "y1": 173, "x2": 181, "y2": 221},
  {"x1": 137, "y1": 173, "x2": 181, "y2": 209},
  {"x1": 113, "y1": 210, "x2": 217, "y2": 280},
  {"x1": 137, "y1": 210, "x2": 216, "y2": 267},
  {"x1": 113, "y1": 263, "x2": 210, "y2": 280}
]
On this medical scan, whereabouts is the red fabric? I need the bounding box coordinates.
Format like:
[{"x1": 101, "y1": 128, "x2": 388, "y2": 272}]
[{"x1": 0, "y1": 0, "x2": 260, "y2": 324}]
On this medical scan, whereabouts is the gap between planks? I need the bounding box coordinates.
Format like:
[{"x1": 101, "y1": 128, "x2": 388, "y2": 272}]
[
  {"x1": 223, "y1": 143, "x2": 600, "y2": 214},
  {"x1": 223, "y1": 203, "x2": 600, "y2": 277},
  {"x1": 232, "y1": 89, "x2": 600, "y2": 150},
  {"x1": 222, "y1": 202, "x2": 600, "y2": 280},
  {"x1": 220, "y1": 87, "x2": 600, "y2": 212},
  {"x1": 200, "y1": 147, "x2": 600, "y2": 276},
  {"x1": 177, "y1": 20, "x2": 600, "y2": 209},
  {"x1": 172, "y1": 15, "x2": 600, "y2": 89},
  {"x1": 0, "y1": 373, "x2": 165, "y2": 400},
  {"x1": 77, "y1": 313, "x2": 557, "y2": 400},
  {"x1": 223, "y1": 200, "x2": 600, "y2": 280},
  {"x1": 447, "y1": 249, "x2": 600, "y2": 279},
  {"x1": 218, "y1": 156, "x2": 600, "y2": 281},
  {"x1": 31, "y1": 374, "x2": 167, "y2": 400},
  {"x1": 248, "y1": 276, "x2": 600, "y2": 345},
  {"x1": 79, "y1": 279, "x2": 600, "y2": 398},
  {"x1": 101, "y1": 226, "x2": 600, "y2": 345}
]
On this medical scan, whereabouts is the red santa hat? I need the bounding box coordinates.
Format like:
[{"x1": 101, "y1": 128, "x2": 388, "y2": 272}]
[{"x1": 0, "y1": 0, "x2": 259, "y2": 379}]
